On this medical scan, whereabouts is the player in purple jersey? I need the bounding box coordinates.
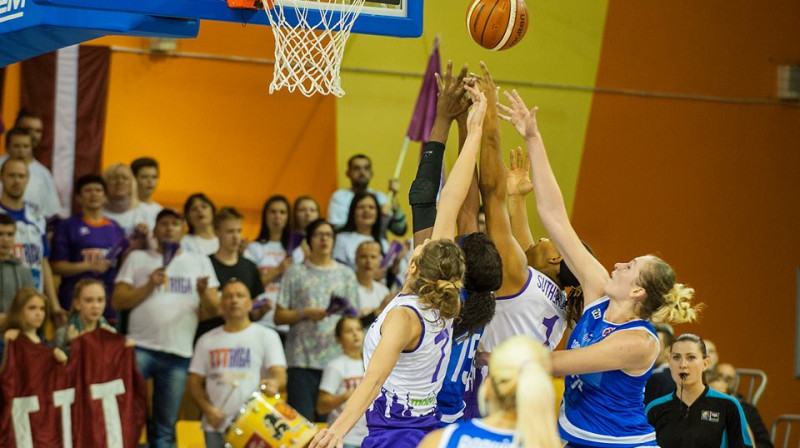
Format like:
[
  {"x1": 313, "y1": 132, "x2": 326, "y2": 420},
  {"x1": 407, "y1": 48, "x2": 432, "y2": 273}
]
[
  {"x1": 498, "y1": 90, "x2": 701, "y2": 447},
  {"x1": 51, "y1": 175, "x2": 126, "y2": 321},
  {"x1": 310, "y1": 71, "x2": 487, "y2": 448}
]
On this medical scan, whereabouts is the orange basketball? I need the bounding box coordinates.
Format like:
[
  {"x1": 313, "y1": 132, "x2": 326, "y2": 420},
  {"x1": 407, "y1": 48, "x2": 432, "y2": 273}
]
[{"x1": 466, "y1": 0, "x2": 529, "y2": 51}]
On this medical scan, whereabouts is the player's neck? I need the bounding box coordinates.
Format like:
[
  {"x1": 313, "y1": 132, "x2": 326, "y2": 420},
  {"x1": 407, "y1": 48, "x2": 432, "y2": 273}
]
[
  {"x1": 483, "y1": 409, "x2": 517, "y2": 430},
  {"x1": 223, "y1": 318, "x2": 251, "y2": 332},
  {"x1": 137, "y1": 194, "x2": 151, "y2": 204},
  {"x1": 604, "y1": 299, "x2": 638, "y2": 323},
  {"x1": 0, "y1": 251, "x2": 12, "y2": 261},
  {"x1": 355, "y1": 223, "x2": 372, "y2": 235}
]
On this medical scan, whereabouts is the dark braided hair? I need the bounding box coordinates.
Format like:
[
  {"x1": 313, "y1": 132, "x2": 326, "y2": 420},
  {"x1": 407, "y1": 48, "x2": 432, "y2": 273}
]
[{"x1": 453, "y1": 233, "x2": 502, "y2": 339}]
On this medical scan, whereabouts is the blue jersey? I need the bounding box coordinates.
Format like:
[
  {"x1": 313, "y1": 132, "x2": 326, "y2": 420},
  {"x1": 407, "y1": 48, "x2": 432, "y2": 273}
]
[
  {"x1": 558, "y1": 298, "x2": 659, "y2": 448},
  {"x1": 437, "y1": 329, "x2": 483, "y2": 424},
  {"x1": 51, "y1": 214, "x2": 125, "y2": 318},
  {"x1": 438, "y1": 419, "x2": 514, "y2": 447}
]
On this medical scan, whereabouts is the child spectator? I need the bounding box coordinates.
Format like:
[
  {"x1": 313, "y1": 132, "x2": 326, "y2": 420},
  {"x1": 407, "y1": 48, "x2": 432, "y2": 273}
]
[
  {"x1": 54, "y1": 279, "x2": 122, "y2": 356},
  {"x1": 131, "y1": 157, "x2": 163, "y2": 231},
  {"x1": 317, "y1": 316, "x2": 368, "y2": 448},
  {"x1": 181, "y1": 193, "x2": 219, "y2": 255},
  {"x1": 1, "y1": 287, "x2": 67, "y2": 370}
]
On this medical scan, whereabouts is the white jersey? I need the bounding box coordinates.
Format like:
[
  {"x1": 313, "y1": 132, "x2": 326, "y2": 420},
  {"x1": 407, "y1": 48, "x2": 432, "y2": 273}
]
[
  {"x1": 481, "y1": 267, "x2": 567, "y2": 352},
  {"x1": 363, "y1": 294, "x2": 453, "y2": 418}
]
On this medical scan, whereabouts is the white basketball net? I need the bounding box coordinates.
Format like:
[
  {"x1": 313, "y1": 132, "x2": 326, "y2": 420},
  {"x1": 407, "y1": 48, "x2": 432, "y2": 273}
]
[{"x1": 263, "y1": 0, "x2": 367, "y2": 97}]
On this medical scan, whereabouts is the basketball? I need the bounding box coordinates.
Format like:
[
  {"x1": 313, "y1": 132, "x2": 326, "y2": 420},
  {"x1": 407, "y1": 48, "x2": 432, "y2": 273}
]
[{"x1": 466, "y1": 0, "x2": 529, "y2": 51}]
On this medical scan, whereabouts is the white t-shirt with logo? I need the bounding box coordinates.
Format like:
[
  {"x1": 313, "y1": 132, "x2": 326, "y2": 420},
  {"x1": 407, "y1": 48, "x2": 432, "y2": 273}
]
[
  {"x1": 115, "y1": 249, "x2": 220, "y2": 358},
  {"x1": 189, "y1": 324, "x2": 287, "y2": 432},
  {"x1": 103, "y1": 206, "x2": 150, "y2": 236},
  {"x1": 244, "y1": 240, "x2": 289, "y2": 333},
  {"x1": 319, "y1": 354, "x2": 367, "y2": 446}
]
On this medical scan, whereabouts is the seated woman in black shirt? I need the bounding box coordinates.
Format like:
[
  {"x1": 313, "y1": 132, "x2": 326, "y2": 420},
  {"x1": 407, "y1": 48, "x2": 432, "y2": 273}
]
[{"x1": 646, "y1": 334, "x2": 753, "y2": 448}]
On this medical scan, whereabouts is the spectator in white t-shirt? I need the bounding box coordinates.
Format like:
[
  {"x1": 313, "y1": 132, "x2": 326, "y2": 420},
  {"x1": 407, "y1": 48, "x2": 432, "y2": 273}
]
[
  {"x1": 245, "y1": 195, "x2": 292, "y2": 335},
  {"x1": 131, "y1": 157, "x2": 163, "y2": 231},
  {"x1": 327, "y1": 154, "x2": 406, "y2": 236},
  {"x1": 317, "y1": 316, "x2": 367, "y2": 448},
  {"x1": 112, "y1": 207, "x2": 220, "y2": 448},
  {"x1": 290, "y1": 195, "x2": 321, "y2": 263},
  {"x1": 354, "y1": 241, "x2": 390, "y2": 327},
  {"x1": 102, "y1": 163, "x2": 149, "y2": 237},
  {"x1": 181, "y1": 193, "x2": 219, "y2": 255},
  {"x1": 188, "y1": 279, "x2": 287, "y2": 448},
  {"x1": 0, "y1": 127, "x2": 62, "y2": 219}
]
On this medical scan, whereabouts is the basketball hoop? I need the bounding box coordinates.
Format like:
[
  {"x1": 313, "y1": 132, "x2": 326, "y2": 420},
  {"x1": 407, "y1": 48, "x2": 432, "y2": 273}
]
[{"x1": 262, "y1": 0, "x2": 367, "y2": 97}]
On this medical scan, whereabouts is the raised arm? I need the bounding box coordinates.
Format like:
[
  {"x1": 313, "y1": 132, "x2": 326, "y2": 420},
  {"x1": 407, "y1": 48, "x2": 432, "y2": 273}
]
[
  {"x1": 309, "y1": 307, "x2": 420, "y2": 448},
  {"x1": 506, "y1": 146, "x2": 536, "y2": 252},
  {"x1": 455, "y1": 111, "x2": 481, "y2": 236},
  {"x1": 475, "y1": 63, "x2": 529, "y2": 296},
  {"x1": 498, "y1": 90, "x2": 608, "y2": 301},
  {"x1": 430, "y1": 85, "x2": 486, "y2": 241},
  {"x1": 409, "y1": 61, "x2": 470, "y2": 247}
]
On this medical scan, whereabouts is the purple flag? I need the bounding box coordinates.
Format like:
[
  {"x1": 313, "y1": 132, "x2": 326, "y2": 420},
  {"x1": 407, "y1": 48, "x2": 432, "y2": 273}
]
[{"x1": 405, "y1": 38, "x2": 441, "y2": 143}]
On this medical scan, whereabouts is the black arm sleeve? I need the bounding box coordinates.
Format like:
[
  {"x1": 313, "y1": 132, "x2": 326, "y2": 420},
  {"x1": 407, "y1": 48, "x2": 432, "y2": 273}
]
[{"x1": 408, "y1": 141, "x2": 445, "y2": 233}]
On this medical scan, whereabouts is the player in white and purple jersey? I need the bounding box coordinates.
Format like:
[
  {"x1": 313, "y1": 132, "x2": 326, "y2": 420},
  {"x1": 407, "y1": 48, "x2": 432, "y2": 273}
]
[
  {"x1": 461, "y1": 63, "x2": 584, "y2": 420},
  {"x1": 498, "y1": 90, "x2": 701, "y2": 448},
  {"x1": 419, "y1": 336, "x2": 561, "y2": 448},
  {"x1": 310, "y1": 68, "x2": 487, "y2": 448}
]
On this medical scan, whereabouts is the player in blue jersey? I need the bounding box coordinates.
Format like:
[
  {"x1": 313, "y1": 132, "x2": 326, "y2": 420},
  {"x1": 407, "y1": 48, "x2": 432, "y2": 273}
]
[
  {"x1": 419, "y1": 335, "x2": 561, "y2": 448},
  {"x1": 498, "y1": 91, "x2": 701, "y2": 448},
  {"x1": 310, "y1": 73, "x2": 488, "y2": 448}
]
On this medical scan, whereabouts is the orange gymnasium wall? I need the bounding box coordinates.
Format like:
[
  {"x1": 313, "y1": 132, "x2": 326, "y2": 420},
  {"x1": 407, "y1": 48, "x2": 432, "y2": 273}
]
[
  {"x1": 573, "y1": 1, "x2": 800, "y2": 423},
  {"x1": 93, "y1": 23, "x2": 337, "y2": 237}
]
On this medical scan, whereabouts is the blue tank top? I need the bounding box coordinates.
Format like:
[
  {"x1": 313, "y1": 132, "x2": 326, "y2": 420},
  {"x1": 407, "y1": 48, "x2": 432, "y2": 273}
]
[
  {"x1": 439, "y1": 419, "x2": 514, "y2": 447},
  {"x1": 558, "y1": 298, "x2": 659, "y2": 448}
]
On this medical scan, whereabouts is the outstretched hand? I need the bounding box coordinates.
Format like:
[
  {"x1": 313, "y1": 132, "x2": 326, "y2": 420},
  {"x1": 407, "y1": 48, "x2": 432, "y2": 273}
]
[
  {"x1": 465, "y1": 84, "x2": 487, "y2": 131},
  {"x1": 498, "y1": 89, "x2": 539, "y2": 139},
  {"x1": 434, "y1": 61, "x2": 471, "y2": 121},
  {"x1": 476, "y1": 61, "x2": 499, "y2": 102},
  {"x1": 507, "y1": 147, "x2": 533, "y2": 196}
]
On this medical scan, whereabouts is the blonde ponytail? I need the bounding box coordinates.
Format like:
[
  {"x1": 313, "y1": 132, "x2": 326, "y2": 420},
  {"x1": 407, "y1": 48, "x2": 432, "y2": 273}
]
[
  {"x1": 485, "y1": 336, "x2": 561, "y2": 448},
  {"x1": 639, "y1": 256, "x2": 703, "y2": 323},
  {"x1": 651, "y1": 283, "x2": 703, "y2": 324},
  {"x1": 417, "y1": 278, "x2": 463, "y2": 320}
]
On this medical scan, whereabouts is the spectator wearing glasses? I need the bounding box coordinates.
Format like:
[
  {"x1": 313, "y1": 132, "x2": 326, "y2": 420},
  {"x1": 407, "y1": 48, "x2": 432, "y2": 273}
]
[{"x1": 274, "y1": 218, "x2": 359, "y2": 422}]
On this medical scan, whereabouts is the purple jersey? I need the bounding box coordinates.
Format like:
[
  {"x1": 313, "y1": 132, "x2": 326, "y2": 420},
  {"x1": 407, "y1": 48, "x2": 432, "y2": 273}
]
[{"x1": 51, "y1": 215, "x2": 125, "y2": 319}]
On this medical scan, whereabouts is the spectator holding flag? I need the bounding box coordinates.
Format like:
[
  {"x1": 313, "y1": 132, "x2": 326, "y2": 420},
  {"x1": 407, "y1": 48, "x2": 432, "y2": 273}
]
[{"x1": 112, "y1": 207, "x2": 220, "y2": 448}]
